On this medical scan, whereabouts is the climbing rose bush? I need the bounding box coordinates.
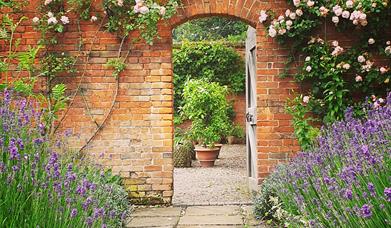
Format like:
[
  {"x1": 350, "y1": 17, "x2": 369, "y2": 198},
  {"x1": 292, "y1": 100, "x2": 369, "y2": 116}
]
[
  {"x1": 0, "y1": 90, "x2": 129, "y2": 227},
  {"x1": 263, "y1": 93, "x2": 391, "y2": 227}
]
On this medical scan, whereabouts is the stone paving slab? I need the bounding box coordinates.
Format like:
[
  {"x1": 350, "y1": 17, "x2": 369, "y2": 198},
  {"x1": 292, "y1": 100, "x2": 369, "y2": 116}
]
[
  {"x1": 177, "y1": 226, "x2": 243, "y2": 228},
  {"x1": 178, "y1": 215, "x2": 243, "y2": 226},
  {"x1": 132, "y1": 207, "x2": 182, "y2": 217},
  {"x1": 185, "y1": 205, "x2": 240, "y2": 216},
  {"x1": 126, "y1": 205, "x2": 270, "y2": 228},
  {"x1": 126, "y1": 216, "x2": 179, "y2": 227}
]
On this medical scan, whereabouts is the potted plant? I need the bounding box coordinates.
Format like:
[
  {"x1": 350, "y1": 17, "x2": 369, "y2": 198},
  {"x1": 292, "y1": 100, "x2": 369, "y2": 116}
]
[
  {"x1": 182, "y1": 79, "x2": 230, "y2": 167},
  {"x1": 227, "y1": 124, "x2": 245, "y2": 144},
  {"x1": 173, "y1": 128, "x2": 193, "y2": 167}
]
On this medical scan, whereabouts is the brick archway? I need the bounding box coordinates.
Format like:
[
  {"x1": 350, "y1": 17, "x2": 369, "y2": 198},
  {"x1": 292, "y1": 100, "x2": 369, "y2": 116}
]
[
  {"x1": 12, "y1": 0, "x2": 299, "y2": 205},
  {"x1": 170, "y1": 0, "x2": 261, "y2": 28}
]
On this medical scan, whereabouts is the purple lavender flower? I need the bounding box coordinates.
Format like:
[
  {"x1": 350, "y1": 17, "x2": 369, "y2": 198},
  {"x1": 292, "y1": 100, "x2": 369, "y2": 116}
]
[
  {"x1": 86, "y1": 217, "x2": 93, "y2": 227},
  {"x1": 33, "y1": 138, "x2": 44, "y2": 145},
  {"x1": 4, "y1": 88, "x2": 11, "y2": 105},
  {"x1": 360, "y1": 204, "x2": 372, "y2": 218},
  {"x1": 70, "y1": 208, "x2": 78, "y2": 218},
  {"x1": 8, "y1": 138, "x2": 20, "y2": 160},
  {"x1": 0, "y1": 162, "x2": 4, "y2": 173},
  {"x1": 12, "y1": 165, "x2": 19, "y2": 172},
  {"x1": 16, "y1": 138, "x2": 24, "y2": 150},
  {"x1": 367, "y1": 183, "x2": 375, "y2": 194},
  {"x1": 82, "y1": 197, "x2": 93, "y2": 210},
  {"x1": 93, "y1": 207, "x2": 105, "y2": 219},
  {"x1": 384, "y1": 188, "x2": 391, "y2": 202},
  {"x1": 343, "y1": 189, "x2": 353, "y2": 200}
]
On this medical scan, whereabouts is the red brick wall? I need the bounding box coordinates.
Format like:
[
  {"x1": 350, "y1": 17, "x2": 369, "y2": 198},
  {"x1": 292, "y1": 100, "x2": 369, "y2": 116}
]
[{"x1": 2, "y1": 0, "x2": 303, "y2": 204}]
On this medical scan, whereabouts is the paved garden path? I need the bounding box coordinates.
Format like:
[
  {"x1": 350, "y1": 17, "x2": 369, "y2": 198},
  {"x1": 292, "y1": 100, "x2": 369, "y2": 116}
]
[
  {"x1": 173, "y1": 145, "x2": 253, "y2": 205},
  {"x1": 126, "y1": 205, "x2": 267, "y2": 227}
]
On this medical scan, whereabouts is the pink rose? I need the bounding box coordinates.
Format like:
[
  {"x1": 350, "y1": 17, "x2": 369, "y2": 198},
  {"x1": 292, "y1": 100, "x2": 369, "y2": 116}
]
[
  {"x1": 332, "y1": 16, "x2": 339, "y2": 24},
  {"x1": 303, "y1": 96, "x2": 310, "y2": 103},
  {"x1": 355, "y1": 75, "x2": 363, "y2": 82},
  {"x1": 357, "y1": 55, "x2": 365, "y2": 63},
  {"x1": 259, "y1": 10, "x2": 268, "y2": 23}
]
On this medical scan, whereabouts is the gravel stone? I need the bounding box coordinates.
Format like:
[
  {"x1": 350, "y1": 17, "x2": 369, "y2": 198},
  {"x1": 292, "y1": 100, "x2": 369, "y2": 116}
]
[{"x1": 173, "y1": 144, "x2": 253, "y2": 205}]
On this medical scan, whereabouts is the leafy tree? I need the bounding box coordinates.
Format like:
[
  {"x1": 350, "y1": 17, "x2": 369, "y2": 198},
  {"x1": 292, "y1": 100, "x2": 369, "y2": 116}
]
[
  {"x1": 173, "y1": 42, "x2": 245, "y2": 113},
  {"x1": 173, "y1": 16, "x2": 248, "y2": 42}
]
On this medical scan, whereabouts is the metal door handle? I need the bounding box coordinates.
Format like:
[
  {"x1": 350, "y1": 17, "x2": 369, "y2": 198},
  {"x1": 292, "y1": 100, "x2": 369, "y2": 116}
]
[{"x1": 246, "y1": 113, "x2": 253, "y2": 122}]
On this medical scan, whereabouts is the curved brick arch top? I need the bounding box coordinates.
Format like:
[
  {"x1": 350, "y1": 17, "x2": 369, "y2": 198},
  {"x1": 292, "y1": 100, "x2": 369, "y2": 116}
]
[{"x1": 170, "y1": 0, "x2": 263, "y2": 28}]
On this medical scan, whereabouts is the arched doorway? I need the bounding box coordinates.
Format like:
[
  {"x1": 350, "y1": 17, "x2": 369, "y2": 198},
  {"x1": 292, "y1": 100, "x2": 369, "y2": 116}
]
[{"x1": 170, "y1": 16, "x2": 257, "y2": 205}]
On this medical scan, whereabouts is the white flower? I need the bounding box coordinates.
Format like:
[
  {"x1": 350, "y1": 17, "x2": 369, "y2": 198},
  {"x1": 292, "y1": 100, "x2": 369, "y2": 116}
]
[
  {"x1": 332, "y1": 16, "x2": 339, "y2": 24},
  {"x1": 357, "y1": 55, "x2": 366, "y2": 63},
  {"x1": 286, "y1": 20, "x2": 293, "y2": 26},
  {"x1": 259, "y1": 10, "x2": 268, "y2": 23},
  {"x1": 48, "y1": 12, "x2": 54, "y2": 18},
  {"x1": 332, "y1": 40, "x2": 339, "y2": 47},
  {"x1": 331, "y1": 46, "x2": 344, "y2": 56},
  {"x1": 305, "y1": 56, "x2": 311, "y2": 62},
  {"x1": 362, "y1": 60, "x2": 373, "y2": 71},
  {"x1": 117, "y1": 0, "x2": 124, "y2": 7},
  {"x1": 47, "y1": 17, "x2": 58, "y2": 25},
  {"x1": 387, "y1": 41, "x2": 391, "y2": 45},
  {"x1": 139, "y1": 6, "x2": 149, "y2": 14},
  {"x1": 355, "y1": 75, "x2": 363, "y2": 82},
  {"x1": 293, "y1": 0, "x2": 301, "y2": 7},
  {"x1": 289, "y1": 13, "x2": 296, "y2": 20},
  {"x1": 342, "y1": 10, "x2": 350, "y2": 19},
  {"x1": 303, "y1": 96, "x2": 310, "y2": 103},
  {"x1": 360, "y1": 20, "x2": 368, "y2": 26},
  {"x1": 380, "y1": 67, "x2": 388, "y2": 74},
  {"x1": 60, "y1": 16, "x2": 69, "y2": 25},
  {"x1": 379, "y1": 98, "x2": 385, "y2": 103},
  {"x1": 278, "y1": 28, "x2": 287, "y2": 35},
  {"x1": 307, "y1": 0, "x2": 315, "y2": 7},
  {"x1": 278, "y1": 15, "x2": 284, "y2": 21},
  {"x1": 32, "y1": 17, "x2": 40, "y2": 23},
  {"x1": 333, "y1": 5, "x2": 343, "y2": 16},
  {"x1": 44, "y1": 0, "x2": 52, "y2": 5},
  {"x1": 159, "y1": 6, "x2": 166, "y2": 16},
  {"x1": 268, "y1": 27, "x2": 277, "y2": 37},
  {"x1": 296, "y1": 9, "x2": 303, "y2": 16},
  {"x1": 285, "y1": 9, "x2": 291, "y2": 17},
  {"x1": 90, "y1": 16, "x2": 98, "y2": 22},
  {"x1": 346, "y1": 0, "x2": 354, "y2": 8},
  {"x1": 306, "y1": 66, "x2": 312, "y2": 72},
  {"x1": 359, "y1": 13, "x2": 367, "y2": 20},
  {"x1": 368, "y1": 38, "x2": 375, "y2": 45},
  {"x1": 343, "y1": 63, "x2": 351, "y2": 70}
]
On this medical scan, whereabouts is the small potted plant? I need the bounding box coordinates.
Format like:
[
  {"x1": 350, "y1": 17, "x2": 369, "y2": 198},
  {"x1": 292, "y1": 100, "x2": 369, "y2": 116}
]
[
  {"x1": 227, "y1": 124, "x2": 245, "y2": 144},
  {"x1": 182, "y1": 79, "x2": 230, "y2": 167}
]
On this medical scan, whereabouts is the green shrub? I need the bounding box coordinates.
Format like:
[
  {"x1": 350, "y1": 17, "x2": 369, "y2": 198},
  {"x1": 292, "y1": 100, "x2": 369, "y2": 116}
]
[
  {"x1": 173, "y1": 42, "x2": 245, "y2": 113},
  {"x1": 182, "y1": 79, "x2": 230, "y2": 147}
]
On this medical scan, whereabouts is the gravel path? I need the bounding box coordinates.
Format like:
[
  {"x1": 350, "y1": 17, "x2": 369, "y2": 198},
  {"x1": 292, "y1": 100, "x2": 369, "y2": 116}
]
[{"x1": 173, "y1": 144, "x2": 253, "y2": 206}]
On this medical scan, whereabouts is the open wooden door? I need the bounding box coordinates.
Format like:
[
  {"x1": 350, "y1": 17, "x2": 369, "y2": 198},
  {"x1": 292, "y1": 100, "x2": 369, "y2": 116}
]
[{"x1": 245, "y1": 27, "x2": 258, "y2": 191}]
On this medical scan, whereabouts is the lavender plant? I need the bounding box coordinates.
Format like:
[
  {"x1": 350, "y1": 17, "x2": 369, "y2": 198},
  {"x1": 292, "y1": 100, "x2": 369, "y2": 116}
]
[
  {"x1": 270, "y1": 93, "x2": 391, "y2": 227},
  {"x1": 0, "y1": 89, "x2": 129, "y2": 227}
]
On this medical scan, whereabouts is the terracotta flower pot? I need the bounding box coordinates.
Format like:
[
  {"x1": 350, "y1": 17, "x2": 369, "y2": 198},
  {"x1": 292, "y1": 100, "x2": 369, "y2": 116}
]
[
  {"x1": 227, "y1": 136, "x2": 235, "y2": 145},
  {"x1": 215, "y1": 143, "x2": 223, "y2": 159},
  {"x1": 194, "y1": 146, "x2": 220, "y2": 167}
]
